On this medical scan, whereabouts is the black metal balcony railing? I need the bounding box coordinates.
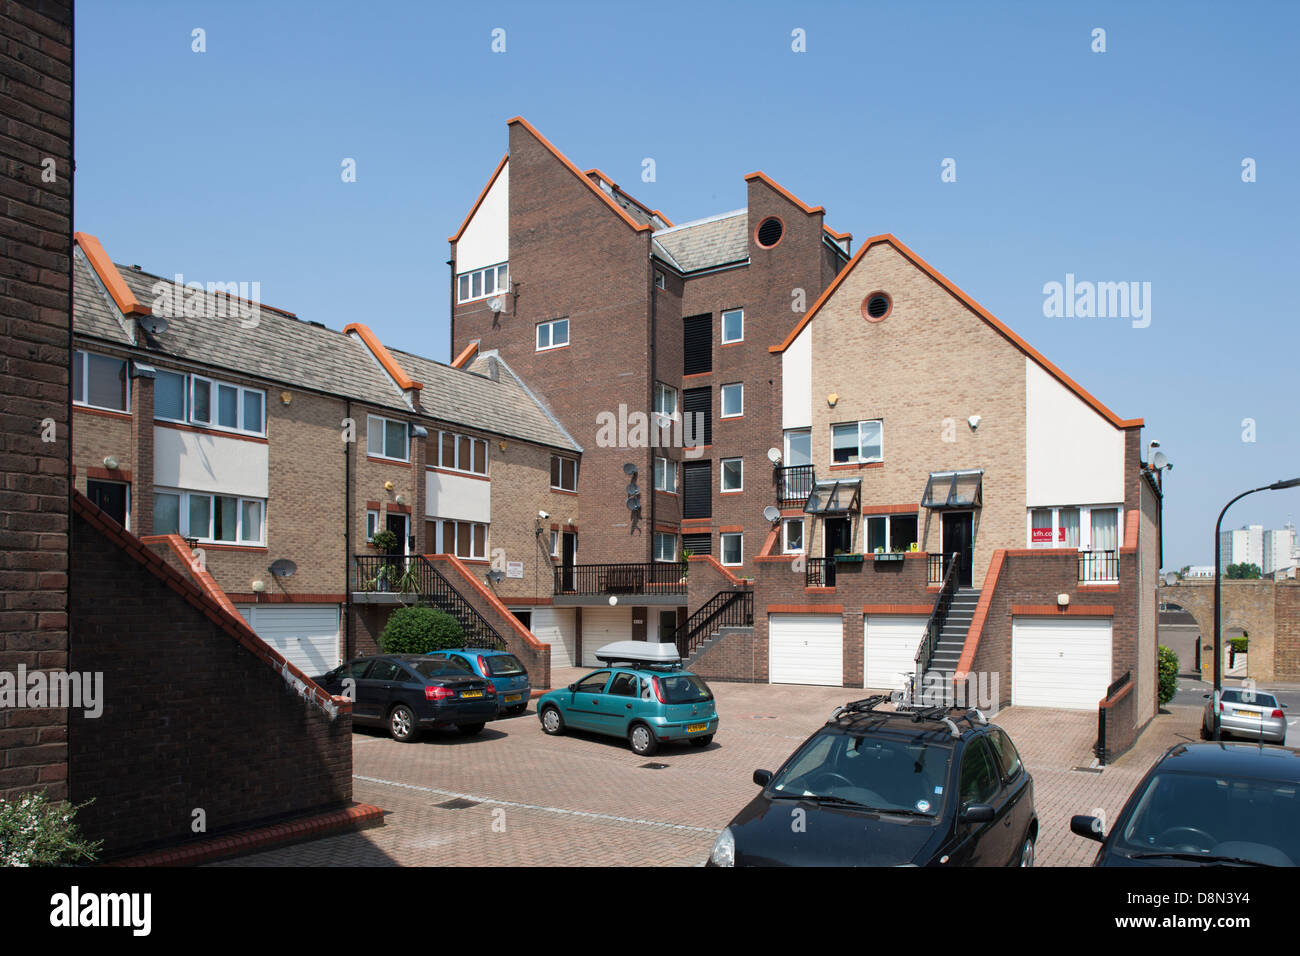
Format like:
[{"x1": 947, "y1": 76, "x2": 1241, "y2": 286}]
[
  {"x1": 1078, "y1": 549, "x2": 1119, "y2": 583},
  {"x1": 667, "y1": 587, "x2": 753, "y2": 660},
  {"x1": 776, "y1": 464, "x2": 815, "y2": 507},
  {"x1": 927, "y1": 552, "x2": 950, "y2": 585},
  {"x1": 553, "y1": 562, "x2": 687, "y2": 596},
  {"x1": 352, "y1": 553, "x2": 506, "y2": 650},
  {"x1": 806, "y1": 556, "x2": 836, "y2": 588}
]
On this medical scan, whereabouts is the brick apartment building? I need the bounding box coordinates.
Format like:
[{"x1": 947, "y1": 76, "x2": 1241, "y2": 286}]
[
  {"x1": 70, "y1": 232, "x2": 576, "y2": 684},
  {"x1": 444, "y1": 118, "x2": 1160, "y2": 751}
]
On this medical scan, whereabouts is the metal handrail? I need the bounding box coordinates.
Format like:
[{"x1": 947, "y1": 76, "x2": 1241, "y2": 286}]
[
  {"x1": 806, "y1": 556, "x2": 836, "y2": 588},
  {"x1": 1078, "y1": 549, "x2": 1119, "y2": 583},
  {"x1": 353, "y1": 553, "x2": 506, "y2": 650},
  {"x1": 669, "y1": 588, "x2": 753, "y2": 659},
  {"x1": 913, "y1": 552, "x2": 959, "y2": 701},
  {"x1": 552, "y1": 562, "x2": 687, "y2": 596},
  {"x1": 776, "y1": 464, "x2": 815, "y2": 506}
]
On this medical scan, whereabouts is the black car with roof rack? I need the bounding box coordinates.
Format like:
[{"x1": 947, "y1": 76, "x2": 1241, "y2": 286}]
[{"x1": 707, "y1": 696, "x2": 1036, "y2": 866}]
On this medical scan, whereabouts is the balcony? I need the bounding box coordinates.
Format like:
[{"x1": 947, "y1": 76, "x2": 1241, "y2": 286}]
[
  {"x1": 553, "y1": 562, "x2": 687, "y2": 604},
  {"x1": 1078, "y1": 549, "x2": 1119, "y2": 584},
  {"x1": 776, "y1": 464, "x2": 814, "y2": 507}
]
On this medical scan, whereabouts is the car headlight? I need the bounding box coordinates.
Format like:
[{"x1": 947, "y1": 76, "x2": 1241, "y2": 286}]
[{"x1": 710, "y1": 827, "x2": 735, "y2": 867}]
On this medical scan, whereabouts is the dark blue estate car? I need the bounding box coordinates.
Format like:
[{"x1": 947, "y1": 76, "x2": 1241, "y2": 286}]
[
  {"x1": 1071, "y1": 743, "x2": 1300, "y2": 866},
  {"x1": 314, "y1": 654, "x2": 497, "y2": 742},
  {"x1": 433, "y1": 649, "x2": 531, "y2": 716}
]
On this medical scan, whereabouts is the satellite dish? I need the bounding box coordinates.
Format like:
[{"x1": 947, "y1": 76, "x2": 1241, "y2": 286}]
[
  {"x1": 268, "y1": 559, "x2": 297, "y2": 578},
  {"x1": 626, "y1": 496, "x2": 641, "y2": 511},
  {"x1": 1152, "y1": 451, "x2": 1168, "y2": 470},
  {"x1": 767, "y1": 448, "x2": 783, "y2": 465},
  {"x1": 487, "y1": 569, "x2": 506, "y2": 583},
  {"x1": 622, "y1": 462, "x2": 638, "y2": 475},
  {"x1": 652, "y1": 412, "x2": 672, "y2": 428},
  {"x1": 762, "y1": 505, "x2": 781, "y2": 524},
  {"x1": 139, "y1": 315, "x2": 168, "y2": 335},
  {"x1": 626, "y1": 481, "x2": 639, "y2": 495},
  {"x1": 486, "y1": 295, "x2": 505, "y2": 314}
]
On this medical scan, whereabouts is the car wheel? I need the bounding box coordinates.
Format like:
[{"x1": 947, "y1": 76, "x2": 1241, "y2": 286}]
[
  {"x1": 389, "y1": 704, "x2": 419, "y2": 743},
  {"x1": 1019, "y1": 834, "x2": 1035, "y2": 867},
  {"x1": 689, "y1": 735, "x2": 713, "y2": 747},
  {"x1": 457, "y1": 722, "x2": 486, "y2": 736},
  {"x1": 511, "y1": 704, "x2": 528, "y2": 716},
  {"x1": 540, "y1": 705, "x2": 565, "y2": 735},
  {"x1": 629, "y1": 723, "x2": 658, "y2": 756}
]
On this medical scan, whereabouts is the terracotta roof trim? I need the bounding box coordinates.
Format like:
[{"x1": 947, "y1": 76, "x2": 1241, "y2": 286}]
[
  {"x1": 74, "y1": 231, "x2": 150, "y2": 316},
  {"x1": 344, "y1": 322, "x2": 423, "y2": 392},
  {"x1": 450, "y1": 339, "x2": 480, "y2": 369},
  {"x1": 744, "y1": 171, "x2": 826, "y2": 215},
  {"x1": 769, "y1": 233, "x2": 1143, "y2": 430}
]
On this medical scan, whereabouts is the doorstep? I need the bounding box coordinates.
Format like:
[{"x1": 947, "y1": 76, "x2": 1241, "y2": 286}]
[{"x1": 107, "y1": 802, "x2": 386, "y2": 867}]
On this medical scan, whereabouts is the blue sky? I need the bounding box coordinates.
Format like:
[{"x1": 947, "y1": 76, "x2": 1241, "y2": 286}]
[{"x1": 74, "y1": 1, "x2": 1300, "y2": 569}]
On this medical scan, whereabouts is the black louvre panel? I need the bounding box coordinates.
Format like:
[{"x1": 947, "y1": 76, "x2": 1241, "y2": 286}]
[
  {"x1": 681, "y1": 532, "x2": 712, "y2": 557},
  {"x1": 683, "y1": 314, "x2": 712, "y2": 375},
  {"x1": 682, "y1": 461, "x2": 712, "y2": 519},
  {"x1": 682, "y1": 387, "x2": 712, "y2": 447}
]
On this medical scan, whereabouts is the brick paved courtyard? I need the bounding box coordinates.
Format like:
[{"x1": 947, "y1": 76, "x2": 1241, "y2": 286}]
[{"x1": 217, "y1": 671, "x2": 1202, "y2": 867}]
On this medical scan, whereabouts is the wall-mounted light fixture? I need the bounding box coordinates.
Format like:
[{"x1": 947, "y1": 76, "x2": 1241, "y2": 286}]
[
  {"x1": 968, "y1": 415, "x2": 981, "y2": 431},
  {"x1": 280, "y1": 391, "x2": 292, "y2": 405},
  {"x1": 827, "y1": 392, "x2": 839, "y2": 407},
  {"x1": 395, "y1": 494, "x2": 406, "y2": 506},
  {"x1": 1057, "y1": 593, "x2": 1070, "y2": 608},
  {"x1": 251, "y1": 579, "x2": 267, "y2": 593},
  {"x1": 102, "y1": 456, "x2": 119, "y2": 470},
  {"x1": 384, "y1": 480, "x2": 395, "y2": 492}
]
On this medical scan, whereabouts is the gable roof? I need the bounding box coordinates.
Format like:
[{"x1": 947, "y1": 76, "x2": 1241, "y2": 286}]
[
  {"x1": 507, "y1": 116, "x2": 652, "y2": 234},
  {"x1": 770, "y1": 233, "x2": 1143, "y2": 430},
  {"x1": 744, "y1": 171, "x2": 825, "y2": 215},
  {"x1": 448, "y1": 153, "x2": 508, "y2": 244}
]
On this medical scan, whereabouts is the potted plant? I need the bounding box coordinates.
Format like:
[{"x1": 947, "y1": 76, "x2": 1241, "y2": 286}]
[
  {"x1": 680, "y1": 548, "x2": 694, "y2": 582},
  {"x1": 835, "y1": 551, "x2": 865, "y2": 564},
  {"x1": 370, "y1": 529, "x2": 399, "y2": 591}
]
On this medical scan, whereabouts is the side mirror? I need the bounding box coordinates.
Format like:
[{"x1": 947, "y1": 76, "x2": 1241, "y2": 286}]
[
  {"x1": 959, "y1": 804, "x2": 995, "y2": 824},
  {"x1": 1070, "y1": 814, "x2": 1105, "y2": 842},
  {"x1": 568, "y1": 683, "x2": 577, "y2": 691},
  {"x1": 753, "y1": 769, "x2": 773, "y2": 787}
]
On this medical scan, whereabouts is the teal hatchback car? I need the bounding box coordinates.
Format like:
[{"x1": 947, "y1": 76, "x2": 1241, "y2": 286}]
[{"x1": 537, "y1": 642, "x2": 719, "y2": 756}]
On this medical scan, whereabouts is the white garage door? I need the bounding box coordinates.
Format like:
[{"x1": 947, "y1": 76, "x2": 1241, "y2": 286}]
[
  {"x1": 580, "y1": 607, "x2": 633, "y2": 666},
  {"x1": 769, "y1": 614, "x2": 843, "y2": 686},
  {"x1": 865, "y1": 616, "x2": 928, "y2": 691},
  {"x1": 1012, "y1": 617, "x2": 1112, "y2": 710},
  {"x1": 236, "y1": 604, "x2": 341, "y2": 679},
  {"x1": 528, "y1": 607, "x2": 576, "y2": 669}
]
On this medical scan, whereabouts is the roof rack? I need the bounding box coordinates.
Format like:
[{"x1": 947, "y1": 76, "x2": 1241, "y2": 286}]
[
  {"x1": 593, "y1": 641, "x2": 682, "y2": 669},
  {"x1": 829, "y1": 698, "x2": 987, "y2": 739}
]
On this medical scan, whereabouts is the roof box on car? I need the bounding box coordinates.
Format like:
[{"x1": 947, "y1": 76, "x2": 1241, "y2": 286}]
[{"x1": 594, "y1": 641, "x2": 681, "y2": 667}]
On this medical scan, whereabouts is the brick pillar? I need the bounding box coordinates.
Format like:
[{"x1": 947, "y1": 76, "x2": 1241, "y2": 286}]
[
  {"x1": 130, "y1": 363, "x2": 154, "y2": 535},
  {"x1": 0, "y1": 0, "x2": 73, "y2": 802},
  {"x1": 413, "y1": 426, "x2": 428, "y2": 553}
]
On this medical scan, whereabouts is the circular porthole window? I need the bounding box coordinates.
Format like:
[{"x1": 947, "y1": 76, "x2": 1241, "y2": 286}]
[
  {"x1": 755, "y1": 216, "x2": 784, "y2": 248},
  {"x1": 862, "y1": 292, "x2": 892, "y2": 322}
]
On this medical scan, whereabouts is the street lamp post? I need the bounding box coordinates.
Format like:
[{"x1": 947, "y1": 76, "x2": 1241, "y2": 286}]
[{"x1": 1212, "y1": 477, "x2": 1300, "y2": 739}]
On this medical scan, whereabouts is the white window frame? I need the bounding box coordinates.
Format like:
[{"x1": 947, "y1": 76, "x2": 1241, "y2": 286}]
[
  {"x1": 549, "y1": 530, "x2": 559, "y2": 558},
  {"x1": 720, "y1": 457, "x2": 743, "y2": 492},
  {"x1": 782, "y1": 518, "x2": 804, "y2": 554},
  {"x1": 720, "y1": 532, "x2": 743, "y2": 567},
  {"x1": 654, "y1": 382, "x2": 678, "y2": 420},
  {"x1": 366, "y1": 509, "x2": 380, "y2": 542},
  {"x1": 153, "y1": 487, "x2": 266, "y2": 546},
  {"x1": 367, "y1": 415, "x2": 410, "y2": 462},
  {"x1": 536, "y1": 318, "x2": 570, "y2": 351},
  {"x1": 435, "y1": 430, "x2": 488, "y2": 475},
  {"x1": 865, "y1": 514, "x2": 919, "y2": 553},
  {"x1": 551, "y1": 455, "x2": 578, "y2": 492},
  {"x1": 653, "y1": 532, "x2": 678, "y2": 563},
  {"x1": 456, "y1": 262, "x2": 509, "y2": 304},
  {"x1": 720, "y1": 382, "x2": 744, "y2": 419},
  {"x1": 654, "y1": 456, "x2": 677, "y2": 493},
  {"x1": 72, "y1": 349, "x2": 129, "y2": 412},
  {"x1": 433, "y1": 518, "x2": 489, "y2": 561},
  {"x1": 185, "y1": 374, "x2": 265, "y2": 437},
  {"x1": 721, "y1": 308, "x2": 744, "y2": 344},
  {"x1": 831, "y1": 419, "x2": 883, "y2": 464},
  {"x1": 1026, "y1": 505, "x2": 1122, "y2": 552}
]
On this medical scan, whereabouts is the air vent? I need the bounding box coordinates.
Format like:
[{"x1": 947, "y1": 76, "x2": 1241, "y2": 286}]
[
  {"x1": 862, "y1": 293, "x2": 892, "y2": 322},
  {"x1": 756, "y1": 217, "x2": 784, "y2": 248}
]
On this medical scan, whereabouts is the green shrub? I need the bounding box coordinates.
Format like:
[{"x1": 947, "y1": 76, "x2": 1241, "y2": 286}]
[
  {"x1": 380, "y1": 605, "x2": 464, "y2": 654},
  {"x1": 1229, "y1": 636, "x2": 1249, "y2": 654},
  {"x1": 1157, "y1": 645, "x2": 1179, "y2": 706},
  {"x1": 0, "y1": 792, "x2": 101, "y2": 867}
]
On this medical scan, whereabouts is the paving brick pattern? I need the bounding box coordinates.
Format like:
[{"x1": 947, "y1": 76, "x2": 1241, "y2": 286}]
[{"x1": 220, "y1": 674, "x2": 1200, "y2": 867}]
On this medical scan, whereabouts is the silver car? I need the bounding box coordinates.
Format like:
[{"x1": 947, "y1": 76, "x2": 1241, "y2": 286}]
[{"x1": 1202, "y1": 688, "x2": 1288, "y2": 744}]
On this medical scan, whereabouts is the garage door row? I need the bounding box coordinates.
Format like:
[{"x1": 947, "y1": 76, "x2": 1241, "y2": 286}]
[{"x1": 767, "y1": 612, "x2": 1113, "y2": 710}]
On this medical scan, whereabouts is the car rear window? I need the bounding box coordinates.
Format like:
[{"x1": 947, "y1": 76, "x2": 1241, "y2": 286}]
[
  {"x1": 411, "y1": 658, "x2": 474, "y2": 678},
  {"x1": 658, "y1": 674, "x2": 713, "y2": 704},
  {"x1": 1221, "y1": 690, "x2": 1279, "y2": 708},
  {"x1": 485, "y1": 654, "x2": 525, "y2": 677}
]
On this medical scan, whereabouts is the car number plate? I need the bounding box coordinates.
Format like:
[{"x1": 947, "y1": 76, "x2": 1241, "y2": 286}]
[
  {"x1": 686, "y1": 723, "x2": 708, "y2": 733},
  {"x1": 504, "y1": 694, "x2": 522, "y2": 703},
  {"x1": 461, "y1": 690, "x2": 484, "y2": 698},
  {"x1": 1234, "y1": 708, "x2": 1261, "y2": 717}
]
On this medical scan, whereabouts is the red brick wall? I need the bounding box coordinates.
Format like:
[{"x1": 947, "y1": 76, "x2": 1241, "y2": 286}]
[
  {"x1": 1276, "y1": 583, "x2": 1300, "y2": 680},
  {"x1": 68, "y1": 507, "x2": 353, "y2": 858},
  {"x1": 0, "y1": 0, "x2": 72, "y2": 801}
]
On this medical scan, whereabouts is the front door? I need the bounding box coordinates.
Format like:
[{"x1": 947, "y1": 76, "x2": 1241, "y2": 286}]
[
  {"x1": 385, "y1": 514, "x2": 408, "y2": 556},
  {"x1": 87, "y1": 479, "x2": 128, "y2": 528},
  {"x1": 941, "y1": 512, "x2": 974, "y2": 587},
  {"x1": 824, "y1": 517, "x2": 852, "y2": 556}
]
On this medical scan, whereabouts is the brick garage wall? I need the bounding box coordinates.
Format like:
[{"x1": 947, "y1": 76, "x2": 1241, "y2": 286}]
[
  {"x1": 0, "y1": 0, "x2": 72, "y2": 802},
  {"x1": 691, "y1": 627, "x2": 758, "y2": 683},
  {"x1": 68, "y1": 507, "x2": 352, "y2": 859}
]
